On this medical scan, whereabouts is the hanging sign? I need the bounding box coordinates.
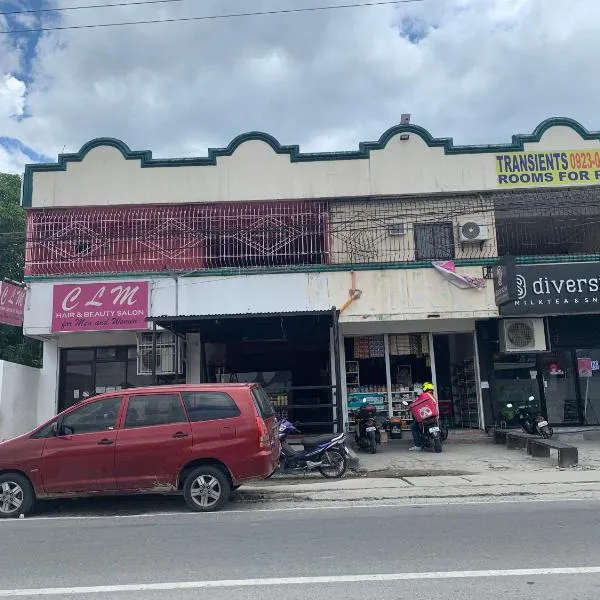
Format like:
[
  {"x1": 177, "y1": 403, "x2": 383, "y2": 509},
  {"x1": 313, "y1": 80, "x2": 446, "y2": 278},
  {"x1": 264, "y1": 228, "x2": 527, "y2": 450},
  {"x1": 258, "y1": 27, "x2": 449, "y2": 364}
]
[
  {"x1": 499, "y1": 262, "x2": 600, "y2": 316},
  {"x1": 495, "y1": 150, "x2": 600, "y2": 188},
  {"x1": 52, "y1": 281, "x2": 149, "y2": 332},
  {"x1": 0, "y1": 281, "x2": 26, "y2": 327}
]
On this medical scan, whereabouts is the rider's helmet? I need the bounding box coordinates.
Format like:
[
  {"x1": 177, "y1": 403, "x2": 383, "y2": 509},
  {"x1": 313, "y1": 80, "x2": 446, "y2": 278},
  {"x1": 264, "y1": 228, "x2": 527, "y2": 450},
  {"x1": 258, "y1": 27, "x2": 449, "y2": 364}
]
[{"x1": 422, "y1": 382, "x2": 434, "y2": 392}]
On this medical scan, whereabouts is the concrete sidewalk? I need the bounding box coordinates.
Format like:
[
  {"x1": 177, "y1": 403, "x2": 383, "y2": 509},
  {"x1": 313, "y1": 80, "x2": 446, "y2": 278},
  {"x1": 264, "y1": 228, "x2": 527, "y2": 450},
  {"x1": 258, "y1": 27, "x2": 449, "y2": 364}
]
[{"x1": 238, "y1": 430, "x2": 600, "y2": 506}]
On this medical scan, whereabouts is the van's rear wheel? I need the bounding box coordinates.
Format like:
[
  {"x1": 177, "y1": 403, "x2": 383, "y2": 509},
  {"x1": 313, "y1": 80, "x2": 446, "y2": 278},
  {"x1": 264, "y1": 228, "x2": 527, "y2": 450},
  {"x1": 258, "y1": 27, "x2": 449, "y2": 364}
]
[
  {"x1": 0, "y1": 473, "x2": 34, "y2": 519},
  {"x1": 183, "y1": 466, "x2": 231, "y2": 512}
]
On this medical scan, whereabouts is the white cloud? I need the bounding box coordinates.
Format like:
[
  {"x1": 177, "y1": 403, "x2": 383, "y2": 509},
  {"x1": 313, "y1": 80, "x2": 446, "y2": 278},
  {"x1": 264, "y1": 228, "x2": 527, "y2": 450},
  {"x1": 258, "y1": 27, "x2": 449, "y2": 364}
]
[
  {"x1": 0, "y1": 145, "x2": 29, "y2": 174},
  {"x1": 0, "y1": 74, "x2": 26, "y2": 120},
  {"x1": 1, "y1": 0, "x2": 600, "y2": 165}
]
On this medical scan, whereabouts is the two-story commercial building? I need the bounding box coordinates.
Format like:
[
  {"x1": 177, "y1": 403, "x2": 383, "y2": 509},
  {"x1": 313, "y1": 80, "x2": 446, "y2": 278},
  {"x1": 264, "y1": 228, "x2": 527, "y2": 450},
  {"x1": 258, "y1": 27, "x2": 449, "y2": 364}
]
[{"x1": 21, "y1": 117, "x2": 600, "y2": 435}]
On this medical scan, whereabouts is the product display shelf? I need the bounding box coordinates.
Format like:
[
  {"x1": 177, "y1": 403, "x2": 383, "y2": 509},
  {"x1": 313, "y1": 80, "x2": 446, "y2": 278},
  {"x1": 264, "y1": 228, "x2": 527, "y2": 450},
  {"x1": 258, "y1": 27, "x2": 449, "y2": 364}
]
[{"x1": 451, "y1": 359, "x2": 480, "y2": 428}]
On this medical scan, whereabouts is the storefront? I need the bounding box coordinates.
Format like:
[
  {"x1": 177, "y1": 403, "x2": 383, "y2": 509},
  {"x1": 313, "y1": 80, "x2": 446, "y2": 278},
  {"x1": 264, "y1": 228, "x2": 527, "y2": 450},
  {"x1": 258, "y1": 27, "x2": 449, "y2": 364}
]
[
  {"x1": 340, "y1": 324, "x2": 483, "y2": 434},
  {"x1": 150, "y1": 311, "x2": 340, "y2": 434},
  {"x1": 485, "y1": 260, "x2": 600, "y2": 427}
]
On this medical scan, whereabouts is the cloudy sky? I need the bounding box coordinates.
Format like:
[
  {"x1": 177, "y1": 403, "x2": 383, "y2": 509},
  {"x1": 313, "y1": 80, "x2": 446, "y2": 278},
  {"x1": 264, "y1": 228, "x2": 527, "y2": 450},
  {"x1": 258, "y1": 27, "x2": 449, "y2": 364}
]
[{"x1": 1, "y1": 0, "x2": 599, "y2": 173}]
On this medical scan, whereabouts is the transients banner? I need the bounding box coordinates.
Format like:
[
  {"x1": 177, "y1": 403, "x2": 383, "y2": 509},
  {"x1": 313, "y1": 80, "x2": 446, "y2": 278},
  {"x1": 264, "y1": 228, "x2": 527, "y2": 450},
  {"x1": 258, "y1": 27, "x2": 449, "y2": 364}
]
[{"x1": 495, "y1": 149, "x2": 600, "y2": 188}]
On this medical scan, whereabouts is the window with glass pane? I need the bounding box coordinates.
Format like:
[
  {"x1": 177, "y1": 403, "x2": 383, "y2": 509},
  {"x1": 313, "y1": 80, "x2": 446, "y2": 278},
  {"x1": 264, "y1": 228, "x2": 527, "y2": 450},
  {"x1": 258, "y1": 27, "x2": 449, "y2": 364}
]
[
  {"x1": 61, "y1": 397, "x2": 123, "y2": 435},
  {"x1": 414, "y1": 223, "x2": 455, "y2": 260},
  {"x1": 124, "y1": 394, "x2": 186, "y2": 428},
  {"x1": 183, "y1": 392, "x2": 241, "y2": 422}
]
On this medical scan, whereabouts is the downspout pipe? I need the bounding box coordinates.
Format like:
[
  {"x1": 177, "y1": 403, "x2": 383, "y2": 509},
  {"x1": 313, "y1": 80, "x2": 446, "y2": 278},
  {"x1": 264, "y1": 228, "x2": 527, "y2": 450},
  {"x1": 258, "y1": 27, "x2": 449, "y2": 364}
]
[{"x1": 339, "y1": 271, "x2": 362, "y2": 314}]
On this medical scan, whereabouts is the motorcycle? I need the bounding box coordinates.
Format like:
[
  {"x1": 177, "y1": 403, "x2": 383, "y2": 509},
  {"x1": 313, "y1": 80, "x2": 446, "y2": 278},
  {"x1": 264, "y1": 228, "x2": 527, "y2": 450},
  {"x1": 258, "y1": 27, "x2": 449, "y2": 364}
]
[
  {"x1": 277, "y1": 419, "x2": 349, "y2": 478},
  {"x1": 508, "y1": 396, "x2": 553, "y2": 438},
  {"x1": 353, "y1": 401, "x2": 381, "y2": 454},
  {"x1": 402, "y1": 399, "x2": 448, "y2": 453}
]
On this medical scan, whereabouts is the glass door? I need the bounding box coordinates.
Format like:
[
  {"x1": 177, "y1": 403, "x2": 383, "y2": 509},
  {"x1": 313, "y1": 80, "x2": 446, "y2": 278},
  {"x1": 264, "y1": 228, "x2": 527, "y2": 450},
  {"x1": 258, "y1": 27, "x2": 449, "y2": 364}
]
[{"x1": 537, "y1": 352, "x2": 581, "y2": 425}]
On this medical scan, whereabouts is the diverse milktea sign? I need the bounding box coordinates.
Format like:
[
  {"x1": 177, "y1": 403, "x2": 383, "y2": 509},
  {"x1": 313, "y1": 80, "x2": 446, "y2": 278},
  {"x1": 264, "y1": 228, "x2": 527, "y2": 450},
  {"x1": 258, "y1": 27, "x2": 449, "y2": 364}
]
[
  {"x1": 52, "y1": 281, "x2": 149, "y2": 332},
  {"x1": 0, "y1": 281, "x2": 26, "y2": 327},
  {"x1": 495, "y1": 150, "x2": 600, "y2": 187}
]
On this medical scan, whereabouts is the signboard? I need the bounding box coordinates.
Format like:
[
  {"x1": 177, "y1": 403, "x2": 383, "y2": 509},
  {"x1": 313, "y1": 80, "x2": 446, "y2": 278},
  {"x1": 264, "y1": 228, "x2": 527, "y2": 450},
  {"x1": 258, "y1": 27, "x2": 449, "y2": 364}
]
[
  {"x1": 52, "y1": 282, "x2": 149, "y2": 333},
  {"x1": 499, "y1": 263, "x2": 600, "y2": 316},
  {"x1": 495, "y1": 150, "x2": 600, "y2": 188},
  {"x1": 492, "y1": 256, "x2": 518, "y2": 306},
  {"x1": 0, "y1": 281, "x2": 26, "y2": 327},
  {"x1": 347, "y1": 392, "x2": 386, "y2": 409},
  {"x1": 578, "y1": 358, "x2": 593, "y2": 378}
]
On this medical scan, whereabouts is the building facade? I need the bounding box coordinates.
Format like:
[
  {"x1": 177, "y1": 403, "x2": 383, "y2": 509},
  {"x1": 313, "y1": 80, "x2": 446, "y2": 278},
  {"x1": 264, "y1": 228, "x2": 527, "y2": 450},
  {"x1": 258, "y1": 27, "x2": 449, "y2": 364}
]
[{"x1": 21, "y1": 117, "x2": 600, "y2": 434}]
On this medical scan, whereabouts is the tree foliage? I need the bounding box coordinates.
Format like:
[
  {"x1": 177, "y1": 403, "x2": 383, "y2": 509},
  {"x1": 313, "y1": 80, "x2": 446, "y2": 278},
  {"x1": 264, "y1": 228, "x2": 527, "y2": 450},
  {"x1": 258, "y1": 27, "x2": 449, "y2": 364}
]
[{"x1": 0, "y1": 173, "x2": 42, "y2": 368}]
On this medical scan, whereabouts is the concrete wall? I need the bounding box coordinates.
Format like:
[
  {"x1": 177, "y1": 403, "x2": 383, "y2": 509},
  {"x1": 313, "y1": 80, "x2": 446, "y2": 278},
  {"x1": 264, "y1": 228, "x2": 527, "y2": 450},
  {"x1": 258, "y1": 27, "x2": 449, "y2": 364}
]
[
  {"x1": 24, "y1": 266, "x2": 497, "y2": 337},
  {"x1": 28, "y1": 123, "x2": 600, "y2": 209},
  {"x1": 0, "y1": 361, "x2": 41, "y2": 440}
]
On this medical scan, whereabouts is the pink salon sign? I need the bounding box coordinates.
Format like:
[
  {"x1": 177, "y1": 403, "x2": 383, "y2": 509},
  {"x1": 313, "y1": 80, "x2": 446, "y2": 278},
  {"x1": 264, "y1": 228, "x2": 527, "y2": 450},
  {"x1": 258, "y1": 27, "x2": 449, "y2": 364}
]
[
  {"x1": 51, "y1": 282, "x2": 149, "y2": 333},
  {"x1": 0, "y1": 281, "x2": 26, "y2": 327}
]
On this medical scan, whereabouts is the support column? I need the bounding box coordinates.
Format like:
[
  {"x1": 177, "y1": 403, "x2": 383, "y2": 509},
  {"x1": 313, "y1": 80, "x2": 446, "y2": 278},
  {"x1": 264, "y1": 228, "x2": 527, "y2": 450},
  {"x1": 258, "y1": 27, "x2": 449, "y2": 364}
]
[
  {"x1": 38, "y1": 339, "x2": 59, "y2": 424},
  {"x1": 186, "y1": 333, "x2": 202, "y2": 384}
]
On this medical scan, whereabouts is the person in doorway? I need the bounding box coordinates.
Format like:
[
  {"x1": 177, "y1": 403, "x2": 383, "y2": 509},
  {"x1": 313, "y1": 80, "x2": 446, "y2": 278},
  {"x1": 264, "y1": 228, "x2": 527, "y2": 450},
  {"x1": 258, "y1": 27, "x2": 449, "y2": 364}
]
[{"x1": 409, "y1": 382, "x2": 438, "y2": 451}]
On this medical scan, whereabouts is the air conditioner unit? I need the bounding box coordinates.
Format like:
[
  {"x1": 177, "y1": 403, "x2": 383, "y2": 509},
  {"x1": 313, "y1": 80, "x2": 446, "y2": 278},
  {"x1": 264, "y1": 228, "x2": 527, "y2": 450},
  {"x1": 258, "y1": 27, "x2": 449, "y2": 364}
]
[
  {"x1": 500, "y1": 318, "x2": 547, "y2": 353},
  {"x1": 136, "y1": 332, "x2": 183, "y2": 375},
  {"x1": 458, "y1": 218, "x2": 491, "y2": 243}
]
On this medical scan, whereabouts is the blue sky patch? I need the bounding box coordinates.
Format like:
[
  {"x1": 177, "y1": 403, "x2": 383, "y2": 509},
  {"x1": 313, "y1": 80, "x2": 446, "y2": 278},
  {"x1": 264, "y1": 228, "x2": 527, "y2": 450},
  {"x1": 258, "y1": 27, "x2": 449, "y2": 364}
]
[{"x1": 0, "y1": 137, "x2": 51, "y2": 163}]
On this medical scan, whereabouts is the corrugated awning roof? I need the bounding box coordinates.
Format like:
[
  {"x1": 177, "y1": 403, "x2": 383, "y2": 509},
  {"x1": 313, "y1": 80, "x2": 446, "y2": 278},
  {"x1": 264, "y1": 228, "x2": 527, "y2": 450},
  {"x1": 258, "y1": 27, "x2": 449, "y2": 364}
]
[{"x1": 147, "y1": 310, "x2": 336, "y2": 335}]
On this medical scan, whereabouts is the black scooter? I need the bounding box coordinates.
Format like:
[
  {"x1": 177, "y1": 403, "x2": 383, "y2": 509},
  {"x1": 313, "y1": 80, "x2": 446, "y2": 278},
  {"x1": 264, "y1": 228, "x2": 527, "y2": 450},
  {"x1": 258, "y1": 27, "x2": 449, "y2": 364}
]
[
  {"x1": 353, "y1": 402, "x2": 381, "y2": 454},
  {"x1": 509, "y1": 395, "x2": 553, "y2": 438}
]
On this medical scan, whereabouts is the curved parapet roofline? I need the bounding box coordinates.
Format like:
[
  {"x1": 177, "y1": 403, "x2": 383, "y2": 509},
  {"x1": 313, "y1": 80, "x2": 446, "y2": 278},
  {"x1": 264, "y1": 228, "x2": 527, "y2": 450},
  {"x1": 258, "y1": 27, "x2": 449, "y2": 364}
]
[{"x1": 21, "y1": 117, "x2": 598, "y2": 207}]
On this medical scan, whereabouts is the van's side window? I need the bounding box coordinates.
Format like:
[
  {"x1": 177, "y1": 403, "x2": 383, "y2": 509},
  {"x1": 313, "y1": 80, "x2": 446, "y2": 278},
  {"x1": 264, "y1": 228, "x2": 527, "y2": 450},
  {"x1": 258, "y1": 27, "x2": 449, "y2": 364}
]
[
  {"x1": 124, "y1": 394, "x2": 186, "y2": 428},
  {"x1": 182, "y1": 392, "x2": 241, "y2": 422}
]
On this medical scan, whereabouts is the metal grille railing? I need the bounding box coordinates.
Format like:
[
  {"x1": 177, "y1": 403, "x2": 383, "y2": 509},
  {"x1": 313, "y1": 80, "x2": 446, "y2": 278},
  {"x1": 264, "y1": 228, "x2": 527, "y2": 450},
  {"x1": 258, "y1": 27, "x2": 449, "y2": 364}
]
[
  {"x1": 24, "y1": 187, "x2": 600, "y2": 276},
  {"x1": 25, "y1": 201, "x2": 329, "y2": 276}
]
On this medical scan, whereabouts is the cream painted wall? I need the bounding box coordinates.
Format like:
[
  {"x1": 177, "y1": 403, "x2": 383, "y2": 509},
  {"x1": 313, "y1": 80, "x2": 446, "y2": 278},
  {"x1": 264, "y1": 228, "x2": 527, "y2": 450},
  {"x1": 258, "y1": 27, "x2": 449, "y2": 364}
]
[
  {"x1": 29, "y1": 123, "x2": 600, "y2": 209},
  {"x1": 23, "y1": 267, "x2": 497, "y2": 337}
]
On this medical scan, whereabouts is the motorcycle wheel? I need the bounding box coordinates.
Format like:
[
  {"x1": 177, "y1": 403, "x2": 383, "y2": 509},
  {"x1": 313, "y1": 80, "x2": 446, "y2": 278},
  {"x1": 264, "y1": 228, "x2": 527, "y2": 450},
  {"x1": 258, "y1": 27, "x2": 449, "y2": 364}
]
[
  {"x1": 433, "y1": 437, "x2": 442, "y2": 453},
  {"x1": 319, "y1": 449, "x2": 348, "y2": 478},
  {"x1": 368, "y1": 430, "x2": 377, "y2": 454},
  {"x1": 540, "y1": 425, "x2": 553, "y2": 439}
]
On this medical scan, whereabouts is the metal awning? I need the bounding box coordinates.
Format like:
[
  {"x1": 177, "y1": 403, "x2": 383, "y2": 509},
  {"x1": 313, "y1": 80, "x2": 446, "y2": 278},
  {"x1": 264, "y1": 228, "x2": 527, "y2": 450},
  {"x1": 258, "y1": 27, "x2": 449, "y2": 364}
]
[{"x1": 147, "y1": 310, "x2": 335, "y2": 335}]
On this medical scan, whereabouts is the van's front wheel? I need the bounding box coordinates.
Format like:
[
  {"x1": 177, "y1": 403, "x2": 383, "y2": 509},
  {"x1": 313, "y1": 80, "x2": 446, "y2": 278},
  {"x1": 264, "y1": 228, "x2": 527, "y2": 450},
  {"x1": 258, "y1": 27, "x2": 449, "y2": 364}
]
[{"x1": 183, "y1": 466, "x2": 231, "y2": 512}]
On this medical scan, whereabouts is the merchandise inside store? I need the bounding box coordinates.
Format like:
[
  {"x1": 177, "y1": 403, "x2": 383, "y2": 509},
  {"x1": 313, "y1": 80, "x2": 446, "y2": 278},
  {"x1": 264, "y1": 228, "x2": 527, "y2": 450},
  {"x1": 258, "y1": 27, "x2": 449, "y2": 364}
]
[{"x1": 343, "y1": 332, "x2": 481, "y2": 433}]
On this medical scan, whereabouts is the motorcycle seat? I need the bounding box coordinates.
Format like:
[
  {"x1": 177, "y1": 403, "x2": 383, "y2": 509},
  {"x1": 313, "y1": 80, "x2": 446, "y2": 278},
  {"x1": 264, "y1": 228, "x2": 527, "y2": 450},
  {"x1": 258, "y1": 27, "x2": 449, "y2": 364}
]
[{"x1": 302, "y1": 434, "x2": 339, "y2": 448}]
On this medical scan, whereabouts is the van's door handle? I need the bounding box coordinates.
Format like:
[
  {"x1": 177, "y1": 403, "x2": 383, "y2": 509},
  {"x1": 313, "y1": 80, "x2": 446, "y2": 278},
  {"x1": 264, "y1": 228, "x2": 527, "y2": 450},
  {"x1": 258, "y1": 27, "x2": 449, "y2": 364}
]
[
  {"x1": 173, "y1": 431, "x2": 189, "y2": 439},
  {"x1": 98, "y1": 438, "x2": 114, "y2": 445}
]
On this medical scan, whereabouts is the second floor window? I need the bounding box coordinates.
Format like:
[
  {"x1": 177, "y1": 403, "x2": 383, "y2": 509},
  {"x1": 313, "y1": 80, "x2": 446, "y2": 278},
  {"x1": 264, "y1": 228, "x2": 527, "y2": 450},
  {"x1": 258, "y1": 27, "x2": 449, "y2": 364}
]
[{"x1": 414, "y1": 222, "x2": 455, "y2": 260}]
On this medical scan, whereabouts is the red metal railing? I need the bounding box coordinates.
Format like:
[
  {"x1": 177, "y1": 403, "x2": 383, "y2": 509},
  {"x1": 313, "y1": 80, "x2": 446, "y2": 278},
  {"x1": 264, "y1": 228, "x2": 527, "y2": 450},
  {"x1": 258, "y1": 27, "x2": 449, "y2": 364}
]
[{"x1": 25, "y1": 201, "x2": 329, "y2": 276}]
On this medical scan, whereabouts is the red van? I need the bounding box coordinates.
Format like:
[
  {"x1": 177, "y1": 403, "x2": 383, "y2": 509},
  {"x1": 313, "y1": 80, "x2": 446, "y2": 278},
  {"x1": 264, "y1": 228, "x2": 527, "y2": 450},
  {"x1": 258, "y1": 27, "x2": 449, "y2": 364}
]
[{"x1": 0, "y1": 384, "x2": 280, "y2": 518}]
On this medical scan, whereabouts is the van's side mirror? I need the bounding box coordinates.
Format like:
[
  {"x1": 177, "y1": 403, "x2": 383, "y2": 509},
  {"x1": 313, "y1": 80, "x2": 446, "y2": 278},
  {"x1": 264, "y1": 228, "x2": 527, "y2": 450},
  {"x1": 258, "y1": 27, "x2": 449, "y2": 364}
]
[{"x1": 51, "y1": 422, "x2": 59, "y2": 436}]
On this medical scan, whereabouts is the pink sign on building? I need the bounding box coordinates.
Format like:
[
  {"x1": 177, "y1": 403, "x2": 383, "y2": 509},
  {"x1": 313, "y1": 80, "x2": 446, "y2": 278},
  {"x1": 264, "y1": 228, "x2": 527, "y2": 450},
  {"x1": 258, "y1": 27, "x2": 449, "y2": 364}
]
[
  {"x1": 52, "y1": 282, "x2": 149, "y2": 333},
  {"x1": 0, "y1": 281, "x2": 26, "y2": 327}
]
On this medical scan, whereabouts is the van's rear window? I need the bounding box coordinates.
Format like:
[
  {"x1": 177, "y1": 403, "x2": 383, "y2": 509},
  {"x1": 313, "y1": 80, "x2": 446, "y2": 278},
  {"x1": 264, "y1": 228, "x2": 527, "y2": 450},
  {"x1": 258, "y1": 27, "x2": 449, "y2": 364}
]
[{"x1": 251, "y1": 387, "x2": 276, "y2": 419}]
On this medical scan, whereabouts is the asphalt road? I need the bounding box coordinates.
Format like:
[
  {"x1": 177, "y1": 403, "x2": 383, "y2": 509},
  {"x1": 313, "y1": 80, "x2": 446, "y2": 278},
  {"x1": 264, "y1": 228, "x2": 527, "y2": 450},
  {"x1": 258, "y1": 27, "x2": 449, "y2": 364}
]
[{"x1": 1, "y1": 500, "x2": 600, "y2": 599}]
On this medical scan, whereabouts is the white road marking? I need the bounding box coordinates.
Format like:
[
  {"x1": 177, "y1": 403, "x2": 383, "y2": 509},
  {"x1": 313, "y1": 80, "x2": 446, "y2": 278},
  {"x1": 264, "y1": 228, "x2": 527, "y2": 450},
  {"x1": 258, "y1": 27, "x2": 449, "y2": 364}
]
[
  {"x1": 1, "y1": 567, "x2": 600, "y2": 596},
  {"x1": 0, "y1": 496, "x2": 591, "y2": 524}
]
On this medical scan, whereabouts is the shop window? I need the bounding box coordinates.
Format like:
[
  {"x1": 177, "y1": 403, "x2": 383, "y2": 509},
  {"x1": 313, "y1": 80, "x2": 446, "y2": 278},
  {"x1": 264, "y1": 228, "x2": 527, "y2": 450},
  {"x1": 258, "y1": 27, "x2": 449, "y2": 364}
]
[
  {"x1": 576, "y1": 350, "x2": 600, "y2": 425},
  {"x1": 124, "y1": 394, "x2": 186, "y2": 428},
  {"x1": 182, "y1": 392, "x2": 241, "y2": 422},
  {"x1": 61, "y1": 397, "x2": 123, "y2": 435},
  {"x1": 414, "y1": 223, "x2": 455, "y2": 260},
  {"x1": 64, "y1": 349, "x2": 95, "y2": 362}
]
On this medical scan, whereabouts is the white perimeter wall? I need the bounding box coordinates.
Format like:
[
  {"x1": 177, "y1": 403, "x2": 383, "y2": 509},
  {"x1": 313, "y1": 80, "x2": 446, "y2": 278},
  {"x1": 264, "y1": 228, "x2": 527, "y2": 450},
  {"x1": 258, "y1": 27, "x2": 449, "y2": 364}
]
[{"x1": 0, "y1": 360, "x2": 41, "y2": 440}]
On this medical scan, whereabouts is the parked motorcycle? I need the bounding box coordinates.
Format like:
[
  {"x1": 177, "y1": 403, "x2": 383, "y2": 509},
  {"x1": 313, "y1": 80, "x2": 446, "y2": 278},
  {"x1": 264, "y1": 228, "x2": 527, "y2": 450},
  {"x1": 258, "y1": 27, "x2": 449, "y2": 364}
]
[
  {"x1": 508, "y1": 396, "x2": 553, "y2": 438},
  {"x1": 277, "y1": 419, "x2": 348, "y2": 478},
  {"x1": 353, "y1": 401, "x2": 381, "y2": 454},
  {"x1": 402, "y1": 399, "x2": 448, "y2": 453}
]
